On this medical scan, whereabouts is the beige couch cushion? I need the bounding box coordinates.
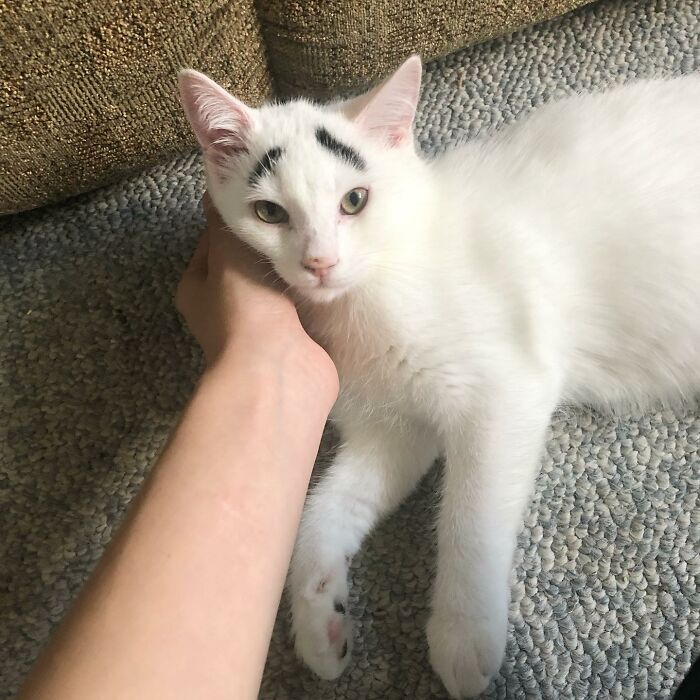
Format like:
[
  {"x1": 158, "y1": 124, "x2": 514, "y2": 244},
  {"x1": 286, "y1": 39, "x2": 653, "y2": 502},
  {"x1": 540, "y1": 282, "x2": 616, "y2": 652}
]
[
  {"x1": 0, "y1": 0, "x2": 271, "y2": 214},
  {"x1": 0, "y1": 0, "x2": 591, "y2": 214},
  {"x1": 259, "y1": 0, "x2": 590, "y2": 98}
]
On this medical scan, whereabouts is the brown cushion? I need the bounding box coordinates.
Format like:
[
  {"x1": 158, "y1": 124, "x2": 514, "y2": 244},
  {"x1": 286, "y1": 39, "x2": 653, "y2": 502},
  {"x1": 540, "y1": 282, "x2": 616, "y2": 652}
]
[
  {"x1": 258, "y1": 0, "x2": 592, "y2": 98},
  {"x1": 0, "y1": 0, "x2": 590, "y2": 215},
  {"x1": 0, "y1": 0, "x2": 272, "y2": 214}
]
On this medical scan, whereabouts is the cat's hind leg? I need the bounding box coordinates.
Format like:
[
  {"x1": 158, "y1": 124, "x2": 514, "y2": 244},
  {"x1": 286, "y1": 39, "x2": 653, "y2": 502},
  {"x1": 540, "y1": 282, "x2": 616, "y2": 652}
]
[{"x1": 289, "y1": 416, "x2": 438, "y2": 680}]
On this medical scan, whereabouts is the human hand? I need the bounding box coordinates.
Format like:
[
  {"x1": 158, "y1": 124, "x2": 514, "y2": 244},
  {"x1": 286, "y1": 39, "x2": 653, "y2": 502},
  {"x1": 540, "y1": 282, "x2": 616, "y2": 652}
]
[{"x1": 176, "y1": 194, "x2": 338, "y2": 401}]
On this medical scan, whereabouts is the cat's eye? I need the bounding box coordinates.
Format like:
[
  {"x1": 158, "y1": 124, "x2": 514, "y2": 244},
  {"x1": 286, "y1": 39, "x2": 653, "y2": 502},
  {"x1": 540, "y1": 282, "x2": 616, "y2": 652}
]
[
  {"x1": 254, "y1": 200, "x2": 289, "y2": 224},
  {"x1": 340, "y1": 187, "x2": 369, "y2": 215}
]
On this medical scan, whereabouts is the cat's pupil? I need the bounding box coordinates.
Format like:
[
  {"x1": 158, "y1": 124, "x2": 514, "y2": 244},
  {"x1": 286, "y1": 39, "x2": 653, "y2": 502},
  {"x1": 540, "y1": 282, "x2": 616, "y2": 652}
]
[
  {"x1": 349, "y1": 191, "x2": 360, "y2": 207},
  {"x1": 266, "y1": 202, "x2": 277, "y2": 216}
]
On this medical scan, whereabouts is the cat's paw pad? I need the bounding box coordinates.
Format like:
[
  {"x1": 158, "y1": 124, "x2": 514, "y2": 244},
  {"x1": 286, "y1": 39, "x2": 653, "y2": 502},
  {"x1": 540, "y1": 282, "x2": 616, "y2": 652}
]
[
  {"x1": 426, "y1": 610, "x2": 506, "y2": 698},
  {"x1": 291, "y1": 572, "x2": 352, "y2": 680}
]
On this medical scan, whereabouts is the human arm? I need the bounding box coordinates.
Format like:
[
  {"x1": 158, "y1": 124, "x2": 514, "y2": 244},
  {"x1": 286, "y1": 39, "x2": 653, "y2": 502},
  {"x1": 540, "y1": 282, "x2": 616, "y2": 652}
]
[{"x1": 18, "y1": 197, "x2": 338, "y2": 700}]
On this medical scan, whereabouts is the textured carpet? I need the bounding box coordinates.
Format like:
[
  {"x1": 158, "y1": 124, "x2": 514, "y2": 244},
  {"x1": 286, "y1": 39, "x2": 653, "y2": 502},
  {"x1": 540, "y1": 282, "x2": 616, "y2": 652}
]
[{"x1": 1, "y1": 0, "x2": 699, "y2": 698}]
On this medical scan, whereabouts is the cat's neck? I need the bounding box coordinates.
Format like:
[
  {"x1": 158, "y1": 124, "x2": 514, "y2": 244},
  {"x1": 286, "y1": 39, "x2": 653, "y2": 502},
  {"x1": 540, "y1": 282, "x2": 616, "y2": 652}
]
[{"x1": 299, "y1": 288, "x2": 395, "y2": 373}]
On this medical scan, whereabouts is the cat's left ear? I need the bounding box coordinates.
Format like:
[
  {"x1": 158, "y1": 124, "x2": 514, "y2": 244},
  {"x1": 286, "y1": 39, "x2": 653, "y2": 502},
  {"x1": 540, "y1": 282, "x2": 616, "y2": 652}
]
[
  {"x1": 178, "y1": 69, "x2": 257, "y2": 174},
  {"x1": 344, "y1": 55, "x2": 422, "y2": 147}
]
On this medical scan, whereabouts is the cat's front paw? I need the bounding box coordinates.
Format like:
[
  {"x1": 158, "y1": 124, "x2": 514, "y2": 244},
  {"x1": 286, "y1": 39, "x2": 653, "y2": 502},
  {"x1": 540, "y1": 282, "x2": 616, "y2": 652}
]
[
  {"x1": 426, "y1": 608, "x2": 507, "y2": 699},
  {"x1": 290, "y1": 566, "x2": 352, "y2": 680}
]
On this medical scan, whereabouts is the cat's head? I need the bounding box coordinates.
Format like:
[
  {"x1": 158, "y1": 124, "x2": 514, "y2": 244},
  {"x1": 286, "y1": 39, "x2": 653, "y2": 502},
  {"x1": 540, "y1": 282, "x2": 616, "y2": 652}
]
[{"x1": 178, "y1": 56, "x2": 423, "y2": 302}]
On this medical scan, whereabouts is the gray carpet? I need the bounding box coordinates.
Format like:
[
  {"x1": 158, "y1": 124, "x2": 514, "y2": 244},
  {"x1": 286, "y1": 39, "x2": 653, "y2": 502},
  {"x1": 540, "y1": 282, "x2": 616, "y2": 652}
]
[{"x1": 2, "y1": 0, "x2": 699, "y2": 697}]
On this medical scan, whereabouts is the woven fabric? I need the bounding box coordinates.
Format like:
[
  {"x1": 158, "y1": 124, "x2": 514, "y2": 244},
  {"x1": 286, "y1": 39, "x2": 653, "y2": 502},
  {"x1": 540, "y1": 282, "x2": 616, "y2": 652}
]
[
  {"x1": 0, "y1": 0, "x2": 272, "y2": 214},
  {"x1": 258, "y1": 0, "x2": 591, "y2": 98},
  {"x1": 1, "y1": 1, "x2": 699, "y2": 698},
  {"x1": 0, "y1": 0, "x2": 590, "y2": 215}
]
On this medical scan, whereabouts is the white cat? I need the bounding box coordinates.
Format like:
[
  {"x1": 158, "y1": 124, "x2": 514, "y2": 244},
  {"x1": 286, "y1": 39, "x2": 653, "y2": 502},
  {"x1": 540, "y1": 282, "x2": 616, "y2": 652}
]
[{"x1": 178, "y1": 57, "x2": 700, "y2": 698}]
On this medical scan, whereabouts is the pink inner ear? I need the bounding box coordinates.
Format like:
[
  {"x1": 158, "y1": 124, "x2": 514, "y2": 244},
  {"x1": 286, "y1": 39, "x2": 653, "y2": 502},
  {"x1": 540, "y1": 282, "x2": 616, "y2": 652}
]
[
  {"x1": 388, "y1": 127, "x2": 409, "y2": 147},
  {"x1": 353, "y1": 55, "x2": 422, "y2": 147},
  {"x1": 204, "y1": 127, "x2": 248, "y2": 172},
  {"x1": 178, "y1": 69, "x2": 255, "y2": 177}
]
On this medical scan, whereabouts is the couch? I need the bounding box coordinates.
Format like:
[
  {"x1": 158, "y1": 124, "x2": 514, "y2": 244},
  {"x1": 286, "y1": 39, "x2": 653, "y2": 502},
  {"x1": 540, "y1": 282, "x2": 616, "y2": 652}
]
[{"x1": 1, "y1": 0, "x2": 590, "y2": 215}]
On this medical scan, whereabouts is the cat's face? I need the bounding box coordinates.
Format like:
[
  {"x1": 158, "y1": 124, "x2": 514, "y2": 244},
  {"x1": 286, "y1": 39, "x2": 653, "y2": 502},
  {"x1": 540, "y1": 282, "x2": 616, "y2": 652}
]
[{"x1": 179, "y1": 57, "x2": 423, "y2": 302}]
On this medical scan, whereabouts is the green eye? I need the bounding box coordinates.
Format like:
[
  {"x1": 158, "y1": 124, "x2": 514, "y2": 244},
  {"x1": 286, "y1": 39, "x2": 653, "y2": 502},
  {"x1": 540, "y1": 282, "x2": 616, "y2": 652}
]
[
  {"x1": 340, "y1": 187, "x2": 368, "y2": 215},
  {"x1": 254, "y1": 200, "x2": 289, "y2": 224}
]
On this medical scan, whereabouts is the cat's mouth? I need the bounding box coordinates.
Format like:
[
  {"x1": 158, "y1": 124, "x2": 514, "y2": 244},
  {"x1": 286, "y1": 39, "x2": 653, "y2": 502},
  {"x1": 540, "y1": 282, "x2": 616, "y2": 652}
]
[
  {"x1": 279, "y1": 262, "x2": 352, "y2": 302},
  {"x1": 295, "y1": 276, "x2": 349, "y2": 303}
]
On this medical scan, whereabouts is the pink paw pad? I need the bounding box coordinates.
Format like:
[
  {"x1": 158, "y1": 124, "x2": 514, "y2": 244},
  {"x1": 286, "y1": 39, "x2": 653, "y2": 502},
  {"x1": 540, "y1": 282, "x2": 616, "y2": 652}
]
[{"x1": 327, "y1": 617, "x2": 343, "y2": 644}]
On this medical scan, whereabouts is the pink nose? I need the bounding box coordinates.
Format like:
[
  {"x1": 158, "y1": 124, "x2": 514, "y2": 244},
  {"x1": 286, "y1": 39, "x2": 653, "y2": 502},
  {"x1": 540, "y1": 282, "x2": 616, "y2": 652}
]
[{"x1": 303, "y1": 256, "x2": 338, "y2": 278}]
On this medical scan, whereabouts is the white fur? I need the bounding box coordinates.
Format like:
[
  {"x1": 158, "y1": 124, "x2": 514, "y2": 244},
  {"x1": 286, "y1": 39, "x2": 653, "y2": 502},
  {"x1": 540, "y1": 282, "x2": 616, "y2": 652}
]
[{"x1": 180, "y1": 61, "x2": 700, "y2": 697}]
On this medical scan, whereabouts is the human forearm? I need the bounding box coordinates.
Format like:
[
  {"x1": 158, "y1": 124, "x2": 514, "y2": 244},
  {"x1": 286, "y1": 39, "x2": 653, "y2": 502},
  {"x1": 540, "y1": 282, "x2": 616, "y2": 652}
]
[{"x1": 20, "y1": 345, "x2": 335, "y2": 700}]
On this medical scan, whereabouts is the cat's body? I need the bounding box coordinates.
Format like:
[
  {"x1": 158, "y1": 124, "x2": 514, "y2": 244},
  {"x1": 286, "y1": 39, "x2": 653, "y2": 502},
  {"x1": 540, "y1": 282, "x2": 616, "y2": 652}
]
[
  {"x1": 179, "y1": 60, "x2": 700, "y2": 697},
  {"x1": 308, "y1": 78, "x2": 700, "y2": 422}
]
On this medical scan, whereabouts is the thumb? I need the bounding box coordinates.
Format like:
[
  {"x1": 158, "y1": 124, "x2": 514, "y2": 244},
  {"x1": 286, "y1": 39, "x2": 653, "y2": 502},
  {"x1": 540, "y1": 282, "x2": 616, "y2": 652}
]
[{"x1": 187, "y1": 225, "x2": 210, "y2": 277}]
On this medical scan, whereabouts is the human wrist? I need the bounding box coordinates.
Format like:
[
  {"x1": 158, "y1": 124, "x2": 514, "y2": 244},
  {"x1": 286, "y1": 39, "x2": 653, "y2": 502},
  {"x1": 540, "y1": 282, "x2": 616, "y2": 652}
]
[{"x1": 204, "y1": 334, "x2": 339, "y2": 413}]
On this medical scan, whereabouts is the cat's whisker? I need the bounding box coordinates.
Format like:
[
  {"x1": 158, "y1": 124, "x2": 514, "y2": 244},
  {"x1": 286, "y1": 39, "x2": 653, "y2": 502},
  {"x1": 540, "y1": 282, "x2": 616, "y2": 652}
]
[{"x1": 260, "y1": 268, "x2": 281, "y2": 285}]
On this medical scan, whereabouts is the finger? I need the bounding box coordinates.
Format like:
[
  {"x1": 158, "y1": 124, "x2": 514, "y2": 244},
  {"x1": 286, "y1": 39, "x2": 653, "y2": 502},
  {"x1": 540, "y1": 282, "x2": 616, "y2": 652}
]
[
  {"x1": 201, "y1": 194, "x2": 240, "y2": 265},
  {"x1": 187, "y1": 226, "x2": 210, "y2": 276},
  {"x1": 209, "y1": 222, "x2": 275, "y2": 282},
  {"x1": 202, "y1": 192, "x2": 222, "y2": 228},
  {"x1": 203, "y1": 193, "x2": 286, "y2": 290}
]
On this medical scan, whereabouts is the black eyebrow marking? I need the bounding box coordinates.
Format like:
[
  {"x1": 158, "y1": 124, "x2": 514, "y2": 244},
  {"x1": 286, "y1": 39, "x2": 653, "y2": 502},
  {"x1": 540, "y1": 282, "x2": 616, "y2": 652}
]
[
  {"x1": 315, "y1": 127, "x2": 366, "y2": 170},
  {"x1": 249, "y1": 147, "x2": 283, "y2": 185}
]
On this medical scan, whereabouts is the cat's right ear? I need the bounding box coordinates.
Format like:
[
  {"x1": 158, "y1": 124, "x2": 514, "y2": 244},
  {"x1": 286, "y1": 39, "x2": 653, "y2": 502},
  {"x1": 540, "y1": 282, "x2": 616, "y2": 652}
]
[{"x1": 178, "y1": 70, "x2": 256, "y2": 175}]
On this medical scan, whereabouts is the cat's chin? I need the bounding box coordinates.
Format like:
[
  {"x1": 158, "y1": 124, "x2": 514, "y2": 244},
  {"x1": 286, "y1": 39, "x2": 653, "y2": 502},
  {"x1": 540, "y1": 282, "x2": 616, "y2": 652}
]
[{"x1": 295, "y1": 284, "x2": 350, "y2": 304}]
